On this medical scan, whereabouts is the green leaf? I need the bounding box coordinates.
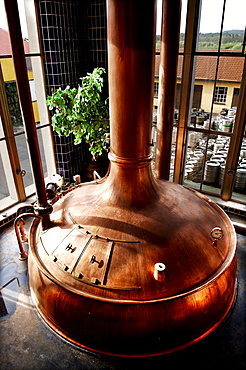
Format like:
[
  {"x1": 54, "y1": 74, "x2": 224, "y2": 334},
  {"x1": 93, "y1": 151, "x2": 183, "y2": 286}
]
[{"x1": 46, "y1": 68, "x2": 110, "y2": 158}]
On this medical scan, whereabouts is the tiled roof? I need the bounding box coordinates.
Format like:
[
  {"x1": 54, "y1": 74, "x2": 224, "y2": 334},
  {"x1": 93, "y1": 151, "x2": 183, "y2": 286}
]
[
  {"x1": 155, "y1": 53, "x2": 244, "y2": 82},
  {"x1": 0, "y1": 28, "x2": 30, "y2": 56}
]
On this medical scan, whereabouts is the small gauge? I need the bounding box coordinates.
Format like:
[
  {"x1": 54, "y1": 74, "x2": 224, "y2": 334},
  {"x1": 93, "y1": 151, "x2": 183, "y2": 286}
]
[{"x1": 211, "y1": 227, "x2": 223, "y2": 240}]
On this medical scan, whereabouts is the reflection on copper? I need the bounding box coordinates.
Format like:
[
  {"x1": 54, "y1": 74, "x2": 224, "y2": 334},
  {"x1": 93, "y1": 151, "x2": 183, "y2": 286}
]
[{"x1": 27, "y1": 0, "x2": 237, "y2": 357}]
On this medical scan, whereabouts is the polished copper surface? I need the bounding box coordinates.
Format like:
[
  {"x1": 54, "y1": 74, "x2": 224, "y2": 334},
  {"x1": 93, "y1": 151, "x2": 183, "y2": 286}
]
[
  {"x1": 28, "y1": 180, "x2": 237, "y2": 356},
  {"x1": 28, "y1": 0, "x2": 237, "y2": 357}
]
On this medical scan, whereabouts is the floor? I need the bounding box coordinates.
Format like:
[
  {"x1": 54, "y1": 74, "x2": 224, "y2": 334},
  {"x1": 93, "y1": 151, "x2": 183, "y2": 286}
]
[{"x1": 0, "y1": 214, "x2": 245, "y2": 370}]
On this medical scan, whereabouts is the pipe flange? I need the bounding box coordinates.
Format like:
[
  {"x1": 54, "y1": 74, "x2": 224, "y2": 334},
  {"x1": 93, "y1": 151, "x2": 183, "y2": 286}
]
[{"x1": 33, "y1": 202, "x2": 53, "y2": 216}]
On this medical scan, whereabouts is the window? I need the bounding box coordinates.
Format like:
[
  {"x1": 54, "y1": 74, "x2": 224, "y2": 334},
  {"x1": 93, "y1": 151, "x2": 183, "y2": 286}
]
[
  {"x1": 155, "y1": 0, "x2": 246, "y2": 205},
  {"x1": 154, "y1": 82, "x2": 159, "y2": 96},
  {"x1": 0, "y1": 0, "x2": 56, "y2": 214},
  {"x1": 214, "y1": 86, "x2": 228, "y2": 104}
]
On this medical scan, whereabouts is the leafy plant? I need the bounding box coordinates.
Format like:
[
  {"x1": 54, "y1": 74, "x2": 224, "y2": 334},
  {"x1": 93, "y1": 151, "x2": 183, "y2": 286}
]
[{"x1": 46, "y1": 68, "x2": 109, "y2": 159}]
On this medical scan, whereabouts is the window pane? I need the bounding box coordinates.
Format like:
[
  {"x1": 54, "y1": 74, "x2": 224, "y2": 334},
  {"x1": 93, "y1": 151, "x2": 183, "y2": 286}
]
[
  {"x1": 188, "y1": 56, "x2": 217, "y2": 128},
  {"x1": 4, "y1": 77, "x2": 25, "y2": 134},
  {"x1": 182, "y1": 132, "x2": 231, "y2": 196},
  {"x1": 198, "y1": 0, "x2": 246, "y2": 52},
  {"x1": 156, "y1": 0, "x2": 162, "y2": 50},
  {"x1": 15, "y1": 134, "x2": 34, "y2": 188},
  {"x1": 37, "y1": 128, "x2": 47, "y2": 177},
  {"x1": 170, "y1": 126, "x2": 178, "y2": 181},
  {"x1": 211, "y1": 56, "x2": 244, "y2": 133},
  {"x1": 232, "y1": 128, "x2": 246, "y2": 202},
  {"x1": 17, "y1": 0, "x2": 40, "y2": 54},
  {"x1": 221, "y1": 0, "x2": 246, "y2": 52},
  {"x1": 179, "y1": 0, "x2": 187, "y2": 51},
  {"x1": 183, "y1": 131, "x2": 207, "y2": 190},
  {"x1": 0, "y1": 138, "x2": 18, "y2": 208},
  {"x1": 0, "y1": 151, "x2": 10, "y2": 200},
  {"x1": 198, "y1": 0, "x2": 224, "y2": 51},
  {"x1": 201, "y1": 134, "x2": 230, "y2": 194}
]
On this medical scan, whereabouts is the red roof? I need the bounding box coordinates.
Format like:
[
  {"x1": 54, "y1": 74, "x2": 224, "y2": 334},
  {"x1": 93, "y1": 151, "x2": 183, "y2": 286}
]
[
  {"x1": 155, "y1": 53, "x2": 244, "y2": 82},
  {"x1": 0, "y1": 28, "x2": 30, "y2": 56}
]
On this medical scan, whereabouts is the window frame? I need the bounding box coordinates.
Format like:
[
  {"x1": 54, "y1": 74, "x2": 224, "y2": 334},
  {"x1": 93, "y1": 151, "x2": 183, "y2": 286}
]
[
  {"x1": 214, "y1": 86, "x2": 228, "y2": 104},
  {"x1": 0, "y1": 0, "x2": 56, "y2": 212},
  {"x1": 172, "y1": 0, "x2": 246, "y2": 204}
]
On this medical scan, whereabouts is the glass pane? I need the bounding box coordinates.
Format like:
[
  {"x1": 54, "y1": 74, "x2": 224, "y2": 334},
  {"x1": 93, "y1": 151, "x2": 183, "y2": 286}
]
[
  {"x1": 179, "y1": 0, "x2": 188, "y2": 51},
  {"x1": 30, "y1": 55, "x2": 54, "y2": 129},
  {"x1": 211, "y1": 56, "x2": 244, "y2": 133},
  {"x1": 15, "y1": 134, "x2": 34, "y2": 188},
  {"x1": 170, "y1": 126, "x2": 178, "y2": 181},
  {"x1": 183, "y1": 131, "x2": 207, "y2": 190},
  {"x1": 4, "y1": 77, "x2": 24, "y2": 134},
  {"x1": 0, "y1": 1, "x2": 10, "y2": 53},
  {"x1": 188, "y1": 56, "x2": 217, "y2": 128},
  {"x1": 0, "y1": 138, "x2": 18, "y2": 206},
  {"x1": 201, "y1": 134, "x2": 230, "y2": 195},
  {"x1": 37, "y1": 128, "x2": 48, "y2": 177},
  {"x1": 198, "y1": 0, "x2": 224, "y2": 51},
  {"x1": 232, "y1": 128, "x2": 246, "y2": 202},
  {"x1": 156, "y1": 0, "x2": 162, "y2": 50},
  {"x1": 0, "y1": 116, "x2": 4, "y2": 140},
  {"x1": 0, "y1": 56, "x2": 25, "y2": 134},
  {"x1": 17, "y1": 0, "x2": 40, "y2": 54},
  {"x1": 0, "y1": 151, "x2": 10, "y2": 200},
  {"x1": 183, "y1": 132, "x2": 231, "y2": 196},
  {"x1": 221, "y1": 0, "x2": 246, "y2": 52}
]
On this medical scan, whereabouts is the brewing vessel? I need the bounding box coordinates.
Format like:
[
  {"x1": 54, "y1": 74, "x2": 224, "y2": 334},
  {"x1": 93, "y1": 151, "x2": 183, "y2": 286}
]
[{"x1": 28, "y1": 0, "x2": 237, "y2": 357}]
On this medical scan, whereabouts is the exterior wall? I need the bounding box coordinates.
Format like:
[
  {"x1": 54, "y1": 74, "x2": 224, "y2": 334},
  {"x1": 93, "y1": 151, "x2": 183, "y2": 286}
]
[
  {"x1": 1, "y1": 58, "x2": 34, "y2": 83},
  {"x1": 199, "y1": 79, "x2": 241, "y2": 114},
  {"x1": 153, "y1": 75, "x2": 241, "y2": 116},
  {"x1": 1, "y1": 59, "x2": 16, "y2": 81},
  {"x1": 199, "y1": 80, "x2": 213, "y2": 112},
  {"x1": 0, "y1": 59, "x2": 39, "y2": 123}
]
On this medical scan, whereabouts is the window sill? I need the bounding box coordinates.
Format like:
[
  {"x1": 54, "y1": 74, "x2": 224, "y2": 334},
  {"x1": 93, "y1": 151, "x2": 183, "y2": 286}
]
[{"x1": 0, "y1": 194, "x2": 37, "y2": 228}]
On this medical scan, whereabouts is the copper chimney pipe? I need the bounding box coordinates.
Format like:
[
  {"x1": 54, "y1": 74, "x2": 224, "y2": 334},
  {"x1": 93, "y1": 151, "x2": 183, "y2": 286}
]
[
  {"x1": 27, "y1": 0, "x2": 237, "y2": 357},
  {"x1": 106, "y1": 0, "x2": 157, "y2": 207},
  {"x1": 155, "y1": 0, "x2": 182, "y2": 180}
]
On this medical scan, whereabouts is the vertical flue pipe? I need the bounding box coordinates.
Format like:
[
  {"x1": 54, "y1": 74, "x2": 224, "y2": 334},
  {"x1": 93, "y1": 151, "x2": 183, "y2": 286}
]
[
  {"x1": 155, "y1": 0, "x2": 181, "y2": 180},
  {"x1": 107, "y1": 0, "x2": 156, "y2": 159},
  {"x1": 106, "y1": 0, "x2": 157, "y2": 207},
  {"x1": 4, "y1": 0, "x2": 51, "y2": 227}
]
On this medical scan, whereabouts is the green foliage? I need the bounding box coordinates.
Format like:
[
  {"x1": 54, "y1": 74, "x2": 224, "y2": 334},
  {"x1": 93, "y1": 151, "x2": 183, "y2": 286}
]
[
  {"x1": 5, "y1": 81, "x2": 23, "y2": 126},
  {"x1": 177, "y1": 31, "x2": 244, "y2": 51},
  {"x1": 46, "y1": 68, "x2": 109, "y2": 159}
]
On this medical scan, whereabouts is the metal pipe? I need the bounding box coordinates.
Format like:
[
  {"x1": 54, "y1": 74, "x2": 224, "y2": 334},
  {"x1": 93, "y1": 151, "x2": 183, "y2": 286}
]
[
  {"x1": 155, "y1": 0, "x2": 182, "y2": 180},
  {"x1": 107, "y1": 0, "x2": 156, "y2": 159},
  {"x1": 106, "y1": 0, "x2": 158, "y2": 207},
  {"x1": 4, "y1": 0, "x2": 51, "y2": 228},
  {"x1": 14, "y1": 213, "x2": 40, "y2": 260}
]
